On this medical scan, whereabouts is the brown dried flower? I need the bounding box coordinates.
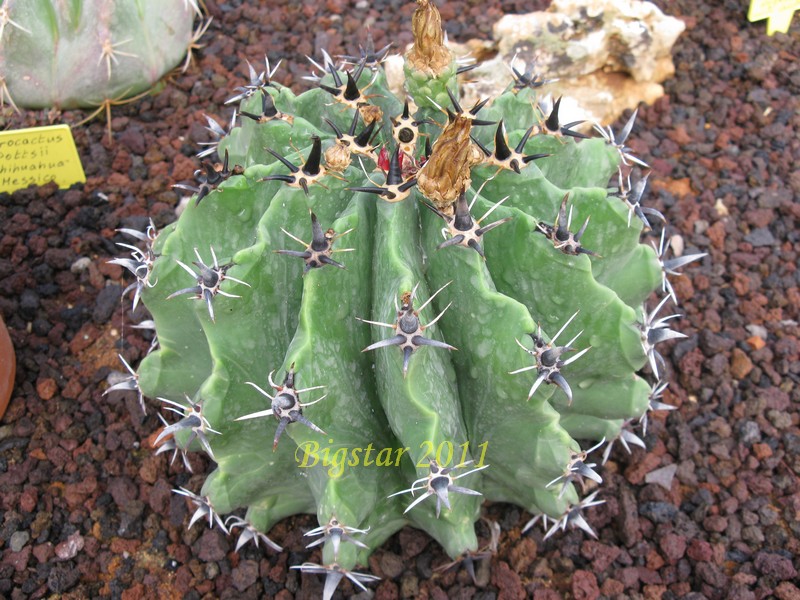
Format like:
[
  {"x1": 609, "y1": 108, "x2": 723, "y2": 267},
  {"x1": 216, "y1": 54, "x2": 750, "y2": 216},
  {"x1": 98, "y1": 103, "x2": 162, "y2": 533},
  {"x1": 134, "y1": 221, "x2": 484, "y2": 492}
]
[
  {"x1": 359, "y1": 103, "x2": 384, "y2": 125},
  {"x1": 406, "y1": 0, "x2": 453, "y2": 76},
  {"x1": 416, "y1": 113, "x2": 483, "y2": 211},
  {"x1": 324, "y1": 141, "x2": 352, "y2": 173}
]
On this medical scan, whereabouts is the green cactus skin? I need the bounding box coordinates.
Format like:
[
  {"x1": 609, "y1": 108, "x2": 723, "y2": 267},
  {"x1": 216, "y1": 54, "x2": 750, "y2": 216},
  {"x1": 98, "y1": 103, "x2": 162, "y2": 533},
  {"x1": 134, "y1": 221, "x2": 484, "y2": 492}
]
[
  {"x1": 111, "y1": 4, "x2": 694, "y2": 594},
  {"x1": 0, "y1": 0, "x2": 196, "y2": 110}
]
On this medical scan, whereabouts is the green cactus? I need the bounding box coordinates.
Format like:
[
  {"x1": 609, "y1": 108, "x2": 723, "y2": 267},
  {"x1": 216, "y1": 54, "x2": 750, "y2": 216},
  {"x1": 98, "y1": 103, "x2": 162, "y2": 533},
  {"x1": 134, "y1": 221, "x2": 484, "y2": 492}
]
[
  {"x1": 0, "y1": 0, "x2": 199, "y2": 111},
  {"x1": 109, "y1": 1, "x2": 702, "y2": 595}
]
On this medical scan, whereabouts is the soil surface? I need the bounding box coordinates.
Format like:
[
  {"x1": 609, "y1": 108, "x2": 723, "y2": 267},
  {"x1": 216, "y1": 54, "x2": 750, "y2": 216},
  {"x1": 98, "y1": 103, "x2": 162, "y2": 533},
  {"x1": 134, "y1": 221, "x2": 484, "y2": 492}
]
[{"x1": 1, "y1": 1, "x2": 799, "y2": 599}]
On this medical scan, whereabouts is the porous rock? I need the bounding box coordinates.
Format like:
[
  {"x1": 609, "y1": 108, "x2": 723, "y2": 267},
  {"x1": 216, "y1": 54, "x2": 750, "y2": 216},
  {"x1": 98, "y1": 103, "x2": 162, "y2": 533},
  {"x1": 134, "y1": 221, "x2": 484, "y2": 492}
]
[{"x1": 453, "y1": 0, "x2": 684, "y2": 127}]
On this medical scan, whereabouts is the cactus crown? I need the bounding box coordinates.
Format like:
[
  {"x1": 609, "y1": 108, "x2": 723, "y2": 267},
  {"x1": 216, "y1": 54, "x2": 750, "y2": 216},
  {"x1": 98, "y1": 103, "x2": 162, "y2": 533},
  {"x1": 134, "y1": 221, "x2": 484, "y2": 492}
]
[{"x1": 110, "y1": 1, "x2": 703, "y2": 595}]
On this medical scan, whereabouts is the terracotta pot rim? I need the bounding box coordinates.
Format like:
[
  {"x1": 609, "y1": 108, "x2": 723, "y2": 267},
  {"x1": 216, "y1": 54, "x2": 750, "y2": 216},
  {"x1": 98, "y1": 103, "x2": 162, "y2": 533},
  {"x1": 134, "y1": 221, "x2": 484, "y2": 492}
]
[{"x1": 0, "y1": 315, "x2": 15, "y2": 422}]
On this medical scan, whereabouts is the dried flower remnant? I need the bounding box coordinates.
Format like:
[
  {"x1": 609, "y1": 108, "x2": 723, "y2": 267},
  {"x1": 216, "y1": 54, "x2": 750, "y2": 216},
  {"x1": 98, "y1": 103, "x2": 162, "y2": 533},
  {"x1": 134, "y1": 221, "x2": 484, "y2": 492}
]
[
  {"x1": 416, "y1": 89, "x2": 495, "y2": 211},
  {"x1": 406, "y1": 0, "x2": 453, "y2": 76},
  {"x1": 417, "y1": 111, "x2": 483, "y2": 211},
  {"x1": 324, "y1": 111, "x2": 380, "y2": 170}
]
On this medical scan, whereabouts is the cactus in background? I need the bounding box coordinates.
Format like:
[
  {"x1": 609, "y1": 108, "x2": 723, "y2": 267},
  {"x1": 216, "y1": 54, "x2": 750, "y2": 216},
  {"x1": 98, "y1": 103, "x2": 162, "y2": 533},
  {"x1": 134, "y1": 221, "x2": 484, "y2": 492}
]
[
  {"x1": 0, "y1": 0, "x2": 200, "y2": 112},
  {"x1": 111, "y1": 0, "x2": 703, "y2": 595}
]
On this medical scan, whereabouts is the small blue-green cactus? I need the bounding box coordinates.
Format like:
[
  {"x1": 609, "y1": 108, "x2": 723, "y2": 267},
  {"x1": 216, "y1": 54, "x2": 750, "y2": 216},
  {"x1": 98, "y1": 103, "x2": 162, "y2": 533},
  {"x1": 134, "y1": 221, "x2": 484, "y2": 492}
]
[{"x1": 0, "y1": 0, "x2": 201, "y2": 112}]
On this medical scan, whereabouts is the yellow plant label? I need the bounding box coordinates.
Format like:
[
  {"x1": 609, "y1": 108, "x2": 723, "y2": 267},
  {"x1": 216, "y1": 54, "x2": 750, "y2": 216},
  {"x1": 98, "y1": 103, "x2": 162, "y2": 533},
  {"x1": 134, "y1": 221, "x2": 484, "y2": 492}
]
[
  {"x1": 0, "y1": 124, "x2": 86, "y2": 194},
  {"x1": 748, "y1": 0, "x2": 799, "y2": 35}
]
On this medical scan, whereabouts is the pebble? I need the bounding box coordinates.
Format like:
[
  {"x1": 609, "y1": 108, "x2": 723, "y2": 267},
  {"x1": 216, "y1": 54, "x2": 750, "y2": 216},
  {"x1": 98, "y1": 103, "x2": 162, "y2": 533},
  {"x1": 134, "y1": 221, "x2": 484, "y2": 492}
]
[
  {"x1": 36, "y1": 377, "x2": 58, "y2": 401},
  {"x1": 92, "y1": 284, "x2": 123, "y2": 324},
  {"x1": 775, "y1": 582, "x2": 800, "y2": 600},
  {"x1": 32, "y1": 542, "x2": 54, "y2": 564},
  {"x1": 743, "y1": 227, "x2": 775, "y2": 247},
  {"x1": 742, "y1": 525, "x2": 764, "y2": 544},
  {"x1": 658, "y1": 532, "x2": 686, "y2": 563},
  {"x1": 754, "y1": 551, "x2": 798, "y2": 580},
  {"x1": 108, "y1": 476, "x2": 138, "y2": 508},
  {"x1": 491, "y1": 561, "x2": 525, "y2": 599},
  {"x1": 676, "y1": 425, "x2": 701, "y2": 460},
  {"x1": 581, "y1": 540, "x2": 620, "y2": 572},
  {"x1": 0, "y1": 425, "x2": 14, "y2": 441},
  {"x1": 55, "y1": 531, "x2": 84, "y2": 560},
  {"x1": 730, "y1": 347, "x2": 754, "y2": 378},
  {"x1": 737, "y1": 420, "x2": 762, "y2": 445},
  {"x1": 379, "y1": 551, "x2": 405, "y2": 579},
  {"x1": 400, "y1": 574, "x2": 419, "y2": 598},
  {"x1": 47, "y1": 563, "x2": 81, "y2": 593},
  {"x1": 640, "y1": 502, "x2": 678, "y2": 524},
  {"x1": 702, "y1": 515, "x2": 728, "y2": 533},
  {"x1": 18, "y1": 289, "x2": 39, "y2": 319},
  {"x1": 69, "y1": 257, "x2": 92, "y2": 273},
  {"x1": 571, "y1": 570, "x2": 600, "y2": 600},
  {"x1": 696, "y1": 562, "x2": 728, "y2": 588},
  {"x1": 618, "y1": 486, "x2": 641, "y2": 547},
  {"x1": 9, "y1": 531, "x2": 29, "y2": 552},
  {"x1": 699, "y1": 330, "x2": 735, "y2": 355},
  {"x1": 686, "y1": 538, "x2": 713, "y2": 562},
  {"x1": 398, "y1": 528, "x2": 429, "y2": 559},
  {"x1": 204, "y1": 560, "x2": 220, "y2": 579},
  {"x1": 196, "y1": 529, "x2": 228, "y2": 562},
  {"x1": 231, "y1": 559, "x2": 259, "y2": 591}
]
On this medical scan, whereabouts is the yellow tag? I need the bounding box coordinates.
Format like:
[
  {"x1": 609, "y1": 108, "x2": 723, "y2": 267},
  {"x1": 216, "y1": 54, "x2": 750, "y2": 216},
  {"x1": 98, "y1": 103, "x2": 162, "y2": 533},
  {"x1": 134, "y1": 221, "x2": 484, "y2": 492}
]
[
  {"x1": 0, "y1": 124, "x2": 86, "y2": 194},
  {"x1": 748, "y1": 0, "x2": 799, "y2": 34}
]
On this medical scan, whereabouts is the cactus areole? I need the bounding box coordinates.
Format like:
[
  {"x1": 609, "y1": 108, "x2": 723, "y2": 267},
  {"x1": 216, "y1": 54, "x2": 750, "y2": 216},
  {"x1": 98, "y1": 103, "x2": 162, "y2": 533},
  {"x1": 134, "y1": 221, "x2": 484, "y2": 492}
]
[{"x1": 110, "y1": 1, "x2": 702, "y2": 594}]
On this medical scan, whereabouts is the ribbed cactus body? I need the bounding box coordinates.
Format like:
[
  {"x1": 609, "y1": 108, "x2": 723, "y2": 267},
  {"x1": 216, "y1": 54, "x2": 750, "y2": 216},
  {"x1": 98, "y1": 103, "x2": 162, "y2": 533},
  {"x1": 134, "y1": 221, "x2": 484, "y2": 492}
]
[
  {"x1": 0, "y1": 0, "x2": 195, "y2": 109},
  {"x1": 119, "y1": 3, "x2": 688, "y2": 591}
]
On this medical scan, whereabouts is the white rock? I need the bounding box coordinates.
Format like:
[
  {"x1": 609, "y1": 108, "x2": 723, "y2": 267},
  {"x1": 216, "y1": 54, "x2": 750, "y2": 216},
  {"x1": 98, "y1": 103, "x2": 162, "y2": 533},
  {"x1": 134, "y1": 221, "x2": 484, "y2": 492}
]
[
  {"x1": 70, "y1": 257, "x2": 92, "y2": 274},
  {"x1": 644, "y1": 463, "x2": 677, "y2": 491},
  {"x1": 493, "y1": 0, "x2": 684, "y2": 83},
  {"x1": 745, "y1": 324, "x2": 768, "y2": 341},
  {"x1": 456, "y1": 0, "x2": 685, "y2": 127},
  {"x1": 55, "y1": 531, "x2": 84, "y2": 561}
]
